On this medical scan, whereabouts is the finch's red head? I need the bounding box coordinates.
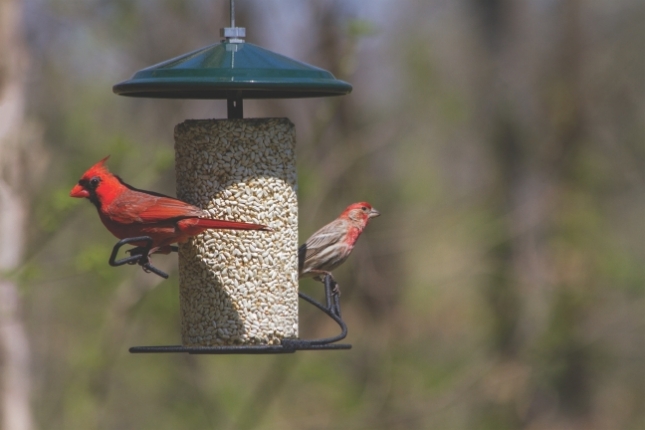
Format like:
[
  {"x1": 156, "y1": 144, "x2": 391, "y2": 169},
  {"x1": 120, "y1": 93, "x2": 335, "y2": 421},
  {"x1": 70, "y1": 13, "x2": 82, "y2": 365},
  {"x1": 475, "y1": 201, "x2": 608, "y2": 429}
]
[
  {"x1": 70, "y1": 156, "x2": 121, "y2": 207},
  {"x1": 340, "y1": 202, "x2": 380, "y2": 227}
]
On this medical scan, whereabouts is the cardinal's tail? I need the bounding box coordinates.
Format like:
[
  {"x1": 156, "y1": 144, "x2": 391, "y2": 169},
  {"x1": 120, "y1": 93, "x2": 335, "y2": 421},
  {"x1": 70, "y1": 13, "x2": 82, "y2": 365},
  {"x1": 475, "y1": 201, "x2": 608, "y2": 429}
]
[{"x1": 192, "y1": 218, "x2": 271, "y2": 231}]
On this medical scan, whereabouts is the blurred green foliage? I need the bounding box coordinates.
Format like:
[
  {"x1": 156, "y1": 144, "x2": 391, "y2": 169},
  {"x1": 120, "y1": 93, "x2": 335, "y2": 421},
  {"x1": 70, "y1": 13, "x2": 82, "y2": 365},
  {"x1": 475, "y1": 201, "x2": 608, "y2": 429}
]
[{"x1": 9, "y1": 0, "x2": 644, "y2": 429}]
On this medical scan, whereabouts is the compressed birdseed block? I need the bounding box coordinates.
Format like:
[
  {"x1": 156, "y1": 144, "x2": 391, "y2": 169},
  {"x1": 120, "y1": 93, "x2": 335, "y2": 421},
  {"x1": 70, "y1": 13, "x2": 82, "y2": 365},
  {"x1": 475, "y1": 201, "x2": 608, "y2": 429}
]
[{"x1": 174, "y1": 118, "x2": 299, "y2": 346}]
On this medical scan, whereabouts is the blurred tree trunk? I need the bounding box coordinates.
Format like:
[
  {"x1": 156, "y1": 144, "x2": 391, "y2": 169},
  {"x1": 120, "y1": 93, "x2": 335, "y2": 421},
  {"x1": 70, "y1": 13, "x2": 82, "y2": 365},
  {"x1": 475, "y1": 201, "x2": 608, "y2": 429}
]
[
  {"x1": 473, "y1": 0, "x2": 590, "y2": 425},
  {"x1": 0, "y1": 0, "x2": 33, "y2": 429}
]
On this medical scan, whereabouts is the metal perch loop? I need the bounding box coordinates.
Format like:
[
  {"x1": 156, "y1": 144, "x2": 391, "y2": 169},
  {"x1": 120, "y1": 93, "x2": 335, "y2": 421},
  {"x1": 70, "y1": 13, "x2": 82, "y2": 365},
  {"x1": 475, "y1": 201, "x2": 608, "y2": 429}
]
[{"x1": 128, "y1": 274, "x2": 351, "y2": 354}]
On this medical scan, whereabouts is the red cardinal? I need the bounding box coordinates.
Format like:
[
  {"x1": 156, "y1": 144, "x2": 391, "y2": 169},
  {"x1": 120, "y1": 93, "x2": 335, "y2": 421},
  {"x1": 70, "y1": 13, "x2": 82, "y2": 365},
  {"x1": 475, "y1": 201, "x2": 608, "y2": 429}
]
[
  {"x1": 298, "y1": 202, "x2": 380, "y2": 290},
  {"x1": 70, "y1": 156, "x2": 269, "y2": 252}
]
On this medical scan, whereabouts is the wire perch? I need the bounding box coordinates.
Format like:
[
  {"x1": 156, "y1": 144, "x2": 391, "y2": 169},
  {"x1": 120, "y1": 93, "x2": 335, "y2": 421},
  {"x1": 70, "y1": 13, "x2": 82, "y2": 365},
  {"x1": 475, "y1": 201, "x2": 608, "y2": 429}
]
[
  {"x1": 109, "y1": 235, "x2": 351, "y2": 352},
  {"x1": 129, "y1": 274, "x2": 351, "y2": 354},
  {"x1": 284, "y1": 274, "x2": 347, "y2": 348},
  {"x1": 108, "y1": 236, "x2": 177, "y2": 279}
]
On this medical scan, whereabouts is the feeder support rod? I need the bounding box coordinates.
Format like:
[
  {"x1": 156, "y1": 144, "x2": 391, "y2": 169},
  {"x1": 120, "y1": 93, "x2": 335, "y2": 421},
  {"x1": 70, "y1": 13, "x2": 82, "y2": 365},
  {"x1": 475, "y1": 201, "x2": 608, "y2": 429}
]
[{"x1": 227, "y1": 93, "x2": 243, "y2": 119}]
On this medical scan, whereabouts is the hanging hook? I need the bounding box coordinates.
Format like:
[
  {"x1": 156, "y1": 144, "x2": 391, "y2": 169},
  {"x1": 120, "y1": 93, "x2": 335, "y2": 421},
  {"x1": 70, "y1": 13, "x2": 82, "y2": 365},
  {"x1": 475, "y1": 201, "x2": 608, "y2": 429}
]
[
  {"x1": 230, "y1": 0, "x2": 235, "y2": 28},
  {"x1": 220, "y1": 0, "x2": 246, "y2": 43}
]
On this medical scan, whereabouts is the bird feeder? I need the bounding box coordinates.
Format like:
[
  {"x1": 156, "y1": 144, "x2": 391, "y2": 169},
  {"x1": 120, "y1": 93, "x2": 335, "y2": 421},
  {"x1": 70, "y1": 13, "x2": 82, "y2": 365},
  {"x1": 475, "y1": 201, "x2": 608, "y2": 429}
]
[{"x1": 112, "y1": 0, "x2": 352, "y2": 354}]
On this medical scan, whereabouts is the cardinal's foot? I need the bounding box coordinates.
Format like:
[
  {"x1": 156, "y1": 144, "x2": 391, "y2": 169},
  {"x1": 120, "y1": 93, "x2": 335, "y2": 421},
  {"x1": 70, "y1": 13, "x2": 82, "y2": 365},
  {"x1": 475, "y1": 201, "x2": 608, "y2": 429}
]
[{"x1": 127, "y1": 246, "x2": 150, "y2": 258}]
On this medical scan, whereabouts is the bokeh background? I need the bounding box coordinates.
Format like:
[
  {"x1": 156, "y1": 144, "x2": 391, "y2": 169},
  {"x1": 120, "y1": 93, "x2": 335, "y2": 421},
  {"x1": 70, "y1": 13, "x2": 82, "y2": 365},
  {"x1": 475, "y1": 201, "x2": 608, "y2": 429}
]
[{"x1": 0, "y1": 0, "x2": 643, "y2": 429}]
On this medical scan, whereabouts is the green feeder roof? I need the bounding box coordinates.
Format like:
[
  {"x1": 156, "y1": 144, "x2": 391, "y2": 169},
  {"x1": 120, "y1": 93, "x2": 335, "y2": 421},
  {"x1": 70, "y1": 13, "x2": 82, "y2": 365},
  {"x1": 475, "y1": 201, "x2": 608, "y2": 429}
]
[{"x1": 112, "y1": 41, "x2": 353, "y2": 99}]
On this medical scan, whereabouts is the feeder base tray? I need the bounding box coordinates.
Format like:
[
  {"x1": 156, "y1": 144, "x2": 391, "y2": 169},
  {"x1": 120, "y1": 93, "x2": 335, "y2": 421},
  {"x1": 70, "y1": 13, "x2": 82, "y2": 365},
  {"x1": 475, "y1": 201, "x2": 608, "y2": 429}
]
[
  {"x1": 129, "y1": 342, "x2": 351, "y2": 354},
  {"x1": 126, "y1": 269, "x2": 350, "y2": 354}
]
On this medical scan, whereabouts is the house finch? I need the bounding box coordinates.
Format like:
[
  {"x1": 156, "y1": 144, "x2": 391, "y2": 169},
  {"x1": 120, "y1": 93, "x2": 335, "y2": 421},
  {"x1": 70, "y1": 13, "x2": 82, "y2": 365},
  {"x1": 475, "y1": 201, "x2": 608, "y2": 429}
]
[
  {"x1": 70, "y1": 156, "x2": 269, "y2": 253},
  {"x1": 298, "y1": 202, "x2": 380, "y2": 293}
]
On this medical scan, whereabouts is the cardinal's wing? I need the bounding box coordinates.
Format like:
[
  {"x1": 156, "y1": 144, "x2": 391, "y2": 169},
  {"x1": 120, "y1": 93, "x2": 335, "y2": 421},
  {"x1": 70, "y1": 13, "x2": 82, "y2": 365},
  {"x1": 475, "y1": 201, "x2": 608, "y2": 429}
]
[{"x1": 107, "y1": 189, "x2": 202, "y2": 224}]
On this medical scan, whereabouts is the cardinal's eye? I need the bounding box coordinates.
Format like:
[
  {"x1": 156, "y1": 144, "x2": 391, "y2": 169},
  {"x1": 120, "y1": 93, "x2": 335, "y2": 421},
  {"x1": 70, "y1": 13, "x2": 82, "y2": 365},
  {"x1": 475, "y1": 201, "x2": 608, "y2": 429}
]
[{"x1": 89, "y1": 177, "x2": 100, "y2": 188}]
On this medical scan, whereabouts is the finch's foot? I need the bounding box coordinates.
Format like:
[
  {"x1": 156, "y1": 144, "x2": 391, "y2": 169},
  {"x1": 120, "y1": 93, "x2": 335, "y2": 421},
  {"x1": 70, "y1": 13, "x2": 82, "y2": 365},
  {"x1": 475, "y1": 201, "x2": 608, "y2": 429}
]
[
  {"x1": 332, "y1": 283, "x2": 341, "y2": 297},
  {"x1": 312, "y1": 270, "x2": 334, "y2": 283},
  {"x1": 316, "y1": 272, "x2": 339, "y2": 295}
]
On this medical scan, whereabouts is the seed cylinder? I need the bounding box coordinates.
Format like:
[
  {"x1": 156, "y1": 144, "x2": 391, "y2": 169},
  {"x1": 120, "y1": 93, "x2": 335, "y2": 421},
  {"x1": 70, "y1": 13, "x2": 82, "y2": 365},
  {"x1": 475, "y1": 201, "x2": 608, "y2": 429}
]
[{"x1": 174, "y1": 118, "x2": 298, "y2": 346}]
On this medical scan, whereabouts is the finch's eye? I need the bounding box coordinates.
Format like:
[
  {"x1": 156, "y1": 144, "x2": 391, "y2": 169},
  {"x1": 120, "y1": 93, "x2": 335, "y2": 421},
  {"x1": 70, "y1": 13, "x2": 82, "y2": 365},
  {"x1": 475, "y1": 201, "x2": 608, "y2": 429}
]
[
  {"x1": 361, "y1": 206, "x2": 368, "y2": 211},
  {"x1": 89, "y1": 177, "x2": 100, "y2": 188}
]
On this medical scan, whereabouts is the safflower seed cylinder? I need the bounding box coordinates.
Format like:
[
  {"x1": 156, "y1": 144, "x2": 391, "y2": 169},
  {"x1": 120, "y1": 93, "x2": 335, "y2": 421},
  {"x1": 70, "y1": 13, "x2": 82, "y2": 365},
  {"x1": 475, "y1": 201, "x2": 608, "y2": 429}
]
[{"x1": 174, "y1": 118, "x2": 298, "y2": 346}]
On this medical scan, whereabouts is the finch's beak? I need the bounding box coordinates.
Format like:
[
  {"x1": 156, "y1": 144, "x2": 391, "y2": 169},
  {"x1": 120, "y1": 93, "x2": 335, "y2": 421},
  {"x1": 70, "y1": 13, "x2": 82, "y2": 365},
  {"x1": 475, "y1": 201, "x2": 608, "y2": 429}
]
[
  {"x1": 368, "y1": 208, "x2": 380, "y2": 218},
  {"x1": 70, "y1": 184, "x2": 90, "y2": 198}
]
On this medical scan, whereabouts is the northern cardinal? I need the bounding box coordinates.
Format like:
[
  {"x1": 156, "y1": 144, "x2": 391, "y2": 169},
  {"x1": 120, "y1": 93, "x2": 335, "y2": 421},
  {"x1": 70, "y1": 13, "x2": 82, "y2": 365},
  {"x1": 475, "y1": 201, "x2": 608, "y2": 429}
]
[
  {"x1": 70, "y1": 156, "x2": 269, "y2": 252},
  {"x1": 298, "y1": 202, "x2": 380, "y2": 290}
]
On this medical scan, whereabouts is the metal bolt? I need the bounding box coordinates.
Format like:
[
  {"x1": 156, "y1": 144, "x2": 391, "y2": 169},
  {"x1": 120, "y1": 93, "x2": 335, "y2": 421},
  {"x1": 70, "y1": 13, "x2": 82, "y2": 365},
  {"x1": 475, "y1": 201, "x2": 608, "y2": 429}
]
[{"x1": 220, "y1": 0, "x2": 245, "y2": 43}]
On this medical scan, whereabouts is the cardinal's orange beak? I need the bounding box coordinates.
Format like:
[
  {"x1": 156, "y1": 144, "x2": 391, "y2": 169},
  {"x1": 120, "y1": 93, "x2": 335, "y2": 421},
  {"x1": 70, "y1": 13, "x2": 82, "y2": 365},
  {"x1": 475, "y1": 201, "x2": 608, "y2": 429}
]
[{"x1": 70, "y1": 184, "x2": 90, "y2": 198}]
